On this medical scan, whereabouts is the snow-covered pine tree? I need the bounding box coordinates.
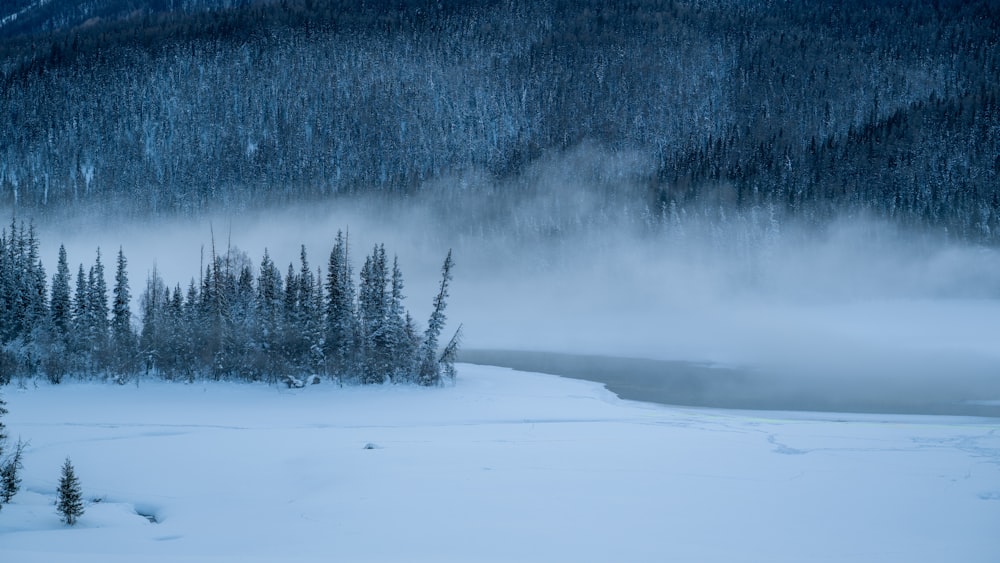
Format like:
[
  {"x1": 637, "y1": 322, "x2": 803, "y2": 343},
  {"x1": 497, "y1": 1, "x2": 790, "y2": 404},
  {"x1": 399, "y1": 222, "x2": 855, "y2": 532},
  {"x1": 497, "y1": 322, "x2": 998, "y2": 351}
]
[
  {"x1": 0, "y1": 392, "x2": 7, "y2": 456},
  {"x1": 386, "y1": 255, "x2": 412, "y2": 381},
  {"x1": 439, "y1": 323, "x2": 462, "y2": 383},
  {"x1": 0, "y1": 392, "x2": 7, "y2": 508},
  {"x1": 295, "y1": 246, "x2": 323, "y2": 375},
  {"x1": 70, "y1": 263, "x2": 91, "y2": 373},
  {"x1": 139, "y1": 268, "x2": 166, "y2": 375},
  {"x1": 358, "y1": 245, "x2": 389, "y2": 384},
  {"x1": 281, "y1": 261, "x2": 300, "y2": 373},
  {"x1": 417, "y1": 250, "x2": 453, "y2": 386},
  {"x1": 88, "y1": 250, "x2": 110, "y2": 372},
  {"x1": 225, "y1": 262, "x2": 256, "y2": 379},
  {"x1": 308, "y1": 265, "x2": 326, "y2": 377},
  {"x1": 256, "y1": 249, "x2": 284, "y2": 381},
  {"x1": 50, "y1": 245, "x2": 72, "y2": 338},
  {"x1": 0, "y1": 227, "x2": 10, "y2": 345},
  {"x1": 111, "y1": 247, "x2": 137, "y2": 380},
  {"x1": 181, "y1": 279, "x2": 201, "y2": 381},
  {"x1": 325, "y1": 230, "x2": 356, "y2": 381},
  {"x1": 0, "y1": 438, "x2": 24, "y2": 504},
  {"x1": 23, "y1": 223, "x2": 48, "y2": 341},
  {"x1": 57, "y1": 457, "x2": 84, "y2": 525},
  {"x1": 2, "y1": 220, "x2": 26, "y2": 344},
  {"x1": 160, "y1": 284, "x2": 186, "y2": 379}
]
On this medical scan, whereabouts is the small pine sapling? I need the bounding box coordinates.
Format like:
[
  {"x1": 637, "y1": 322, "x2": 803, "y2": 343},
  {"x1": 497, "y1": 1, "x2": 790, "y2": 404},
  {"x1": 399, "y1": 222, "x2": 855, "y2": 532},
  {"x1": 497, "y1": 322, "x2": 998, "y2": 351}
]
[{"x1": 57, "y1": 457, "x2": 85, "y2": 525}]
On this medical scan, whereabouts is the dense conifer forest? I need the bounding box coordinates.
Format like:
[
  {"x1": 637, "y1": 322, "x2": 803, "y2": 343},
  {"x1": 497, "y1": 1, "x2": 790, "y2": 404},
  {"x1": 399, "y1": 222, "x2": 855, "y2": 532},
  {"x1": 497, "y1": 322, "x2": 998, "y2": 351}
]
[
  {"x1": 1, "y1": 0, "x2": 997, "y2": 240},
  {"x1": 0, "y1": 221, "x2": 460, "y2": 385}
]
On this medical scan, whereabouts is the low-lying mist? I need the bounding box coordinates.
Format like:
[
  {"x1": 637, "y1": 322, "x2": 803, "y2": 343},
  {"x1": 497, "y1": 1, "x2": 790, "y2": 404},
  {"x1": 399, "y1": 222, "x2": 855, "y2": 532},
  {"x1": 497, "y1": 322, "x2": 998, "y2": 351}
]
[{"x1": 25, "y1": 144, "x2": 1000, "y2": 407}]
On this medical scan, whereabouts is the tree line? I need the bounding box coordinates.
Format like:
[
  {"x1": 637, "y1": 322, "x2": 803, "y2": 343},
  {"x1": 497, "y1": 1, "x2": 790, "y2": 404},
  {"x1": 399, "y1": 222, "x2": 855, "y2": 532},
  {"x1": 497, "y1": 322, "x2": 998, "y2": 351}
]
[{"x1": 0, "y1": 221, "x2": 460, "y2": 386}]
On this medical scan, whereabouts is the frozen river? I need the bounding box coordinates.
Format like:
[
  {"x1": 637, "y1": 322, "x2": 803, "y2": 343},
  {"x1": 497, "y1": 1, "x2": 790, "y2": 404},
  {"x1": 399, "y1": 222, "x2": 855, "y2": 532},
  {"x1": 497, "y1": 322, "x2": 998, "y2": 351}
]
[{"x1": 459, "y1": 349, "x2": 1000, "y2": 417}]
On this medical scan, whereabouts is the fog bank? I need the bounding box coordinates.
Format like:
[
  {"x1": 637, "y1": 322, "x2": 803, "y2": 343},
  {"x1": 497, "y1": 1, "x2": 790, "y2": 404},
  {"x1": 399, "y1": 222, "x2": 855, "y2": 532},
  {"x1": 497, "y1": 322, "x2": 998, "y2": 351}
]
[{"x1": 19, "y1": 145, "x2": 1000, "y2": 407}]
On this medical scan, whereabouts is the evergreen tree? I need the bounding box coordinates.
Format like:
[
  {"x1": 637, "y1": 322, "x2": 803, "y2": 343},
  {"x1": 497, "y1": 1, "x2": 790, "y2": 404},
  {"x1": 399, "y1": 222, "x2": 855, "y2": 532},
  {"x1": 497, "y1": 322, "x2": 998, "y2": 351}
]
[
  {"x1": 225, "y1": 262, "x2": 256, "y2": 379},
  {"x1": 139, "y1": 268, "x2": 166, "y2": 375},
  {"x1": 23, "y1": 223, "x2": 48, "y2": 339},
  {"x1": 0, "y1": 227, "x2": 11, "y2": 345},
  {"x1": 111, "y1": 247, "x2": 136, "y2": 379},
  {"x1": 56, "y1": 457, "x2": 84, "y2": 525},
  {"x1": 50, "y1": 245, "x2": 72, "y2": 337},
  {"x1": 358, "y1": 245, "x2": 389, "y2": 384},
  {"x1": 417, "y1": 250, "x2": 454, "y2": 386},
  {"x1": 324, "y1": 230, "x2": 356, "y2": 380},
  {"x1": 386, "y1": 256, "x2": 411, "y2": 381},
  {"x1": 296, "y1": 246, "x2": 322, "y2": 374},
  {"x1": 255, "y1": 249, "x2": 284, "y2": 381},
  {"x1": 439, "y1": 324, "x2": 463, "y2": 384},
  {"x1": 0, "y1": 392, "x2": 10, "y2": 509},
  {"x1": 0, "y1": 392, "x2": 7, "y2": 454},
  {"x1": 111, "y1": 248, "x2": 133, "y2": 342},
  {"x1": 88, "y1": 250, "x2": 110, "y2": 371},
  {"x1": 0, "y1": 439, "x2": 24, "y2": 505},
  {"x1": 281, "y1": 261, "x2": 299, "y2": 372},
  {"x1": 72, "y1": 263, "x2": 89, "y2": 331},
  {"x1": 163, "y1": 284, "x2": 185, "y2": 379},
  {"x1": 71, "y1": 263, "x2": 91, "y2": 372},
  {"x1": 181, "y1": 279, "x2": 201, "y2": 380}
]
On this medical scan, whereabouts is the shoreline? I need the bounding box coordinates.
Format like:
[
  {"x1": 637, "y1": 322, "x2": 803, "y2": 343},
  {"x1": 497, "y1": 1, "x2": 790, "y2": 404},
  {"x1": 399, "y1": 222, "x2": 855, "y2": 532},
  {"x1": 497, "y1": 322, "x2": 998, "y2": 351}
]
[{"x1": 458, "y1": 349, "x2": 1000, "y2": 418}]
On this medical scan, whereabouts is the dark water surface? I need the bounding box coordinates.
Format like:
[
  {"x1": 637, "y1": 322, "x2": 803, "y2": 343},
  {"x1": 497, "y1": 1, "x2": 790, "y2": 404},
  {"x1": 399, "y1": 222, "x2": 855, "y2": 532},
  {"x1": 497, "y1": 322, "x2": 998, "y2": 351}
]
[{"x1": 459, "y1": 349, "x2": 1000, "y2": 418}]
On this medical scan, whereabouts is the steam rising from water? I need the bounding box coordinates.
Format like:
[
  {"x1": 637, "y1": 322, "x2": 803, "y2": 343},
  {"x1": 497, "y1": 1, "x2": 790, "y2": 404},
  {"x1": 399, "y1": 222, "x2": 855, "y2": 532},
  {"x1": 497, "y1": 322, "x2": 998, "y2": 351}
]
[{"x1": 24, "y1": 144, "x2": 1000, "y2": 402}]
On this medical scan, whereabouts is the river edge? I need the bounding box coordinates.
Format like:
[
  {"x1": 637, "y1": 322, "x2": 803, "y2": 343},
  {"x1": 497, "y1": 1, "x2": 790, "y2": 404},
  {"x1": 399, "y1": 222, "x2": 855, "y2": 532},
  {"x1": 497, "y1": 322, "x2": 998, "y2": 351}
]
[{"x1": 458, "y1": 349, "x2": 1000, "y2": 418}]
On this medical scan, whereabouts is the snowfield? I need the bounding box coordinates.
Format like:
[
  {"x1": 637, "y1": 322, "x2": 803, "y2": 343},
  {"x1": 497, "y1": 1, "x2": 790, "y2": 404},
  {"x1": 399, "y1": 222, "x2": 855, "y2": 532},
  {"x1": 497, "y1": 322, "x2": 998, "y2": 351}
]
[{"x1": 1, "y1": 364, "x2": 998, "y2": 562}]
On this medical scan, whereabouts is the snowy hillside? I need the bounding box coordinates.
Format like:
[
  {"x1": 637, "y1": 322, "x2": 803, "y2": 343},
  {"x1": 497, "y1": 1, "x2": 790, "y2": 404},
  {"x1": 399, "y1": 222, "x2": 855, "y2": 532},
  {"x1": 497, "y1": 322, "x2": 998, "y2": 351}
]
[{"x1": 1, "y1": 364, "x2": 997, "y2": 562}]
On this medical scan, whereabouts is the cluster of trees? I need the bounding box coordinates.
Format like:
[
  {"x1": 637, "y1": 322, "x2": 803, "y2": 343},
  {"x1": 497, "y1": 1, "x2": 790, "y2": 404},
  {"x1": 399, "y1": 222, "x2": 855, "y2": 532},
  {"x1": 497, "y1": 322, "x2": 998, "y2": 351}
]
[
  {"x1": 0, "y1": 391, "x2": 83, "y2": 526},
  {"x1": 0, "y1": 221, "x2": 460, "y2": 386},
  {"x1": 0, "y1": 220, "x2": 135, "y2": 382},
  {"x1": 0, "y1": 0, "x2": 997, "y2": 241}
]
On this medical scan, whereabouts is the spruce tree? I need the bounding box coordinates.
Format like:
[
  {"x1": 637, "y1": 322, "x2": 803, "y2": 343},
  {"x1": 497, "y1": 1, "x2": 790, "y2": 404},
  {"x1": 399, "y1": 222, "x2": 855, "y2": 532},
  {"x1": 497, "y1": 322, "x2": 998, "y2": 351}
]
[
  {"x1": 162, "y1": 284, "x2": 186, "y2": 379},
  {"x1": 57, "y1": 457, "x2": 84, "y2": 525},
  {"x1": 0, "y1": 227, "x2": 10, "y2": 345},
  {"x1": 282, "y1": 262, "x2": 299, "y2": 372},
  {"x1": 0, "y1": 392, "x2": 8, "y2": 509},
  {"x1": 111, "y1": 247, "x2": 136, "y2": 379},
  {"x1": 111, "y1": 248, "x2": 133, "y2": 345},
  {"x1": 71, "y1": 263, "x2": 91, "y2": 373},
  {"x1": 439, "y1": 324, "x2": 463, "y2": 383},
  {"x1": 325, "y1": 231, "x2": 356, "y2": 379},
  {"x1": 417, "y1": 250, "x2": 453, "y2": 386},
  {"x1": 256, "y1": 250, "x2": 283, "y2": 381},
  {"x1": 386, "y1": 256, "x2": 411, "y2": 381},
  {"x1": 296, "y1": 246, "x2": 322, "y2": 374},
  {"x1": 0, "y1": 439, "x2": 24, "y2": 504},
  {"x1": 0, "y1": 392, "x2": 7, "y2": 457},
  {"x1": 139, "y1": 268, "x2": 166, "y2": 375},
  {"x1": 23, "y1": 223, "x2": 48, "y2": 340},
  {"x1": 50, "y1": 245, "x2": 72, "y2": 337},
  {"x1": 88, "y1": 250, "x2": 110, "y2": 371},
  {"x1": 358, "y1": 245, "x2": 389, "y2": 384}
]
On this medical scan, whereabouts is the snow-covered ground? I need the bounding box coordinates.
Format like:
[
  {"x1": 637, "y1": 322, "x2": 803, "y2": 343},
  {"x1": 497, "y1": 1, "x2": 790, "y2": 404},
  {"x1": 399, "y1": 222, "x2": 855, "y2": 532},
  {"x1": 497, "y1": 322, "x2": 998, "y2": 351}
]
[{"x1": 1, "y1": 364, "x2": 997, "y2": 562}]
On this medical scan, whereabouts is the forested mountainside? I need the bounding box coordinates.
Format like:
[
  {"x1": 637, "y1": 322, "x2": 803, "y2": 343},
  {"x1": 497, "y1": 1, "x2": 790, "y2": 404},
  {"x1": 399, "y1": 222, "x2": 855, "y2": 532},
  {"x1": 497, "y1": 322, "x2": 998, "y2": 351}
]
[
  {"x1": 0, "y1": 0, "x2": 258, "y2": 40},
  {"x1": 1, "y1": 0, "x2": 998, "y2": 240}
]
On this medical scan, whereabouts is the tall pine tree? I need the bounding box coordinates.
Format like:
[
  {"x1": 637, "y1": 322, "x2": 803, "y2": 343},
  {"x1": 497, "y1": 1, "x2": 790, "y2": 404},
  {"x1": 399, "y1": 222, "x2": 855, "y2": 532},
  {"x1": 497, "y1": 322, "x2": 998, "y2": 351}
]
[
  {"x1": 325, "y1": 230, "x2": 356, "y2": 380},
  {"x1": 418, "y1": 250, "x2": 454, "y2": 386},
  {"x1": 88, "y1": 250, "x2": 110, "y2": 372},
  {"x1": 50, "y1": 245, "x2": 72, "y2": 338},
  {"x1": 111, "y1": 247, "x2": 136, "y2": 379}
]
